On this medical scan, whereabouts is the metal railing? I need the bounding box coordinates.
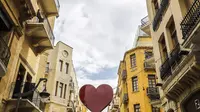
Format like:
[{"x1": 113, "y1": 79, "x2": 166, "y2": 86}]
[
  {"x1": 123, "y1": 93, "x2": 128, "y2": 104},
  {"x1": 141, "y1": 16, "x2": 149, "y2": 28},
  {"x1": 0, "y1": 37, "x2": 11, "y2": 67},
  {"x1": 160, "y1": 58, "x2": 171, "y2": 80},
  {"x1": 122, "y1": 70, "x2": 127, "y2": 80},
  {"x1": 9, "y1": 82, "x2": 42, "y2": 109},
  {"x1": 144, "y1": 61, "x2": 155, "y2": 69},
  {"x1": 45, "y1": 67, "x2": 50, "y2": 74},
  {"x1": 27, "y1": 11, "x2": 55, "y2": 46},
  {"x1": 55, "y1": 0, "x2": 60, "y2": 13},
  {"x1": 181, "y1": 0, "x2": 200, "y2": 39},
  {"x1": 43, "y1": 18, "x2": 55, "y2": 46},
  {"x1": 160, "y1": 44, "x2": 182, "y2": 80},
  {"x1": 147, "y1": 87, "x2": 160, "y2": 100},
  {"x1": 169, "y1": 44, "x2": 181, "y2": 67},
  {"x1": 153, "y1": 0, "x2": 169, "y2": 31}
]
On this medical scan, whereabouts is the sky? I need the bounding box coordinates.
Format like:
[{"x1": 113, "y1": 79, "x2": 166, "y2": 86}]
[{"x1": 54, "y1": 0, "x2": 147, "y2": 111}]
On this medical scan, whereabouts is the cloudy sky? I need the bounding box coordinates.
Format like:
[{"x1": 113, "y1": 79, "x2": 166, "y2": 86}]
[{"x1": 54, "y1": 0, "x2": 147, "y2": 111}]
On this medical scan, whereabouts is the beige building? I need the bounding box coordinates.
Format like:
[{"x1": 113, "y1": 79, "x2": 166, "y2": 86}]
[
  {"x1": 44, "y1": 41, "x2": 80, "y2": 112},
  {"x1": 0, "y1": 0, "x2": 59, "y2": 112},
  {"x1": 144, "y1": 0, "x2": 200, "y2": 112},
  {"x1": 107, "y1": 94, "x2": 120, "y2": 112}
]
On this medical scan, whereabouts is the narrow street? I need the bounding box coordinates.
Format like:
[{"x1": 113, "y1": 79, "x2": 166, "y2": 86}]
[{"x1": 0, "y1": 0, "x2": 199, "y2": 112}]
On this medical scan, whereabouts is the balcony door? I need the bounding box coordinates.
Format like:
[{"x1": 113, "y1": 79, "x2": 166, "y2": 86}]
[
  {"x1": 148, "y1": 75, "x2": 156, "y2": 88},
  {"x1": 12, "y1": 64, "x2": 26, "y2": 98}
]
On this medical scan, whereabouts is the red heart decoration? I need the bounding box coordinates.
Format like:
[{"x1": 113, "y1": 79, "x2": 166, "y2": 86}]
[{"x1": 79, "y1": 84, "x2": 113, "y2": 112}]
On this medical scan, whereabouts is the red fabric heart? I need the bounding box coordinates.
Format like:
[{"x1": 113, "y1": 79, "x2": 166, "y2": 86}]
[{"x1": 79, "y1": 84, "x2": 113, "y2": 112}]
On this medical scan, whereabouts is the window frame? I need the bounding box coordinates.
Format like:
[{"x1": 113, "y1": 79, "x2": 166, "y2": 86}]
[
  {"x1": 159, "y1": 35, "x2": 168, "y2": 63},
  {"x1": 132, "y1": 76, "x2": 139, "y2": 92},
  {"x1": 59, "y1": 60, "x2": 63, "y2": 72},
  {"x1": 130, "y1": 54, "x2": 136, "y2": 68},
  {"x1": 66, "y1": 63, "x2": 69, "y2": 74},
  {"x1": 134, "y1": 104, "x2": 140, "y2": 112},
  {"x1": 148, "y1": 75, "x2": 156, "y2": 88}
]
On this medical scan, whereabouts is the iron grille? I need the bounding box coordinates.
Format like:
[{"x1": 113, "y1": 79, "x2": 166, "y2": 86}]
[{"x1": 181, "y1": 0, "x2": 200, "y2": 39}]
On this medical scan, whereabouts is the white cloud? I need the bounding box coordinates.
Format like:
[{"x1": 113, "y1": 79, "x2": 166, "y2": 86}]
[{"x1": 54, "y1": 1, "x2": 147, "y2": 111}]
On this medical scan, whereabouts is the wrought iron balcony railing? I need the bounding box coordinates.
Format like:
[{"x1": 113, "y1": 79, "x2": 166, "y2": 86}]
[
  {"x1": 169, "y1": 44, "x2": 181, "y2": 67},
  {"x1": 144, "y1": 61, "x2": 155, "y2": 70},
  {"x1": 123, "y1": 93, "x2": 128, "y2": 104},
  {"x1": 160, "y1": 44, "x2": 183, "y2": 80},
  {"x1": 147, "y1": 87, "x2": 160, "y2": 100},
  {"x1": 122, "y1": 70, "x2": 127, "y2": 81},
  {"x1": 9, "y1": 82, "x2": 42, "y2": 109},
  {"x1": 141, "y1": 16, "x2": 149, "y2": 28},
  {"x1": 181, "y1": 0, "x2": 200, "y2": 39},
  {"x1": 160, "y1": 58, "x2": 172, "y2": 80},
  {"x1": 0, "y1": 37, "x2": 11, "y2": 67},
  {"x1": 43, "y1": 18, "x2": 55, "y2": 45},
  {"x1": 153, "y1": 0, "x2": 169, "y2": 31}
]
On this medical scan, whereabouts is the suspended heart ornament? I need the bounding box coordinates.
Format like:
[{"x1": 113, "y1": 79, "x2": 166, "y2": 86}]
[{"x1": 79, "y1": 84, "x2": 113, "y2": 112}]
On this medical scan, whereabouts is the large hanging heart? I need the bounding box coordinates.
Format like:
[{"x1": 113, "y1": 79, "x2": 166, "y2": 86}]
[{"x1": 79, "y1": 84, "x2": 113, "y2": 112}]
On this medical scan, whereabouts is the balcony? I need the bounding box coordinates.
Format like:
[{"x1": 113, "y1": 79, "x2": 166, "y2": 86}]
[
  {"x1": 160, "y1": 44, "x2": 190, "y2": 80},
  {"x1": 18, "y1": 0, "x2": 36, "y2": 21},
  {"x1": 38, "y1": 0, "x2": 60, "y2": 17},
  {"x1": 160, "y1": 58, "x2": 172, "y2": 80},
  {"x1": 25, "y1": 15, "x2": 55, "y2": 54},
  {"x1": 67, "y1": 101, "x2": 74, "y2": 112},
  {"x1": 123, "y1": 93, "x2": 128, "y2": 104},
  {"x1": 169, "y1": 44, "x2": 181, "y2": 68},
  {"x1": 69, "y1": 80, "x2": 74, "y2": 93},
  {"x1": 0, "y1": 37, "x2": 11, "y2": 77},
  {"x1": 163, "y1": 51, "x2": 200, "y2": 101},
  {"x1": 6, "y1": 82, "x2": 44, "y2": 112},
  {"x1": 181, "y1": 0, "x2": 200, "y2": 46},
  {"x1": 141, "y1": 16, "x2": 150, "y2": 35},
  {"x1": 45, "y1": 67, "x2": 49, "y2": 74},
  {"x1": 122, "y1": 70, "x2": 127, "y2": 81},
  {"x1": 147, "y1": 87, "x2": 160, "y2": 100},
  {"x1": 113, "y1": 98, "x2": 119, "y2": 108},
  {"x1": 152, "y1": 0, "x2": 169, "y2": 31},
  {"x1": 144, "y1": 57, "x2": 155, "y2": 71}
]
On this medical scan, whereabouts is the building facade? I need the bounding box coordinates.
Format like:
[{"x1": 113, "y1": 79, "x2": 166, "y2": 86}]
[
  {"x1": 0, "y1": 0, "x2": 59, "y2": 112},
  {"x1": 44, "y1": 41, "x2": 79, "y2": 112},
  {"x1": 117, "y1": 27, "x2": 162, "y2": 112},
  {"x1": 107, "y1": 94, "x2": 120, "y2": 112},
  {"x1": 145, "y1": 0, "x2": 200, "y2": 112}
]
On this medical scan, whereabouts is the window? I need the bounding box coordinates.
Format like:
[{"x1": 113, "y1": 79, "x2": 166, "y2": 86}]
[
  {"x1": 145, "y1": 51, "x2": 153, "y2": 60},
  {"x1": 66, "y1": 63, "x2": 69, "y2": 74},
  {"x1": 134, "y1": 104, "x2": 140, "y2": 112},
  {"x1": 59, "y1": 60, "x2": 63, "y2": 72},
  {"x1": 64, "y1": 84, "x2": 67, "y2": 99},
  {"x1": 55, "y1": 81, "x2": 58, "y2": 96},
  {"x1": 130, "y1": 54, "x2": 136, "y2": 68},
  {"x1": 45, "y1": 62, "x2": 50, "y2": 73},
  {"x1": 159, "y1": 36, "x2": 168, "y2": 63},
  {"x1": 132, "y1": 77, "x2": 138, "y2": 92},
  {"x1": 58, "y1": 82, "x2": 63, "y2": 98},
  {"x1": 152, "y1": 107, "x2": 160, "y2": 112},
  {"x1": 168, "y1": 20, "x2": 178, "y2": 49},
  {"x1": 148, "y1": 75, "x2": 156, "y2": 88}
]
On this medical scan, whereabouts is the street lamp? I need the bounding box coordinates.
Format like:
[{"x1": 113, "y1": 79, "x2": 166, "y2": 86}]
[{"x1": 14, "y1": 78, "x2": 50, "y2": 112}]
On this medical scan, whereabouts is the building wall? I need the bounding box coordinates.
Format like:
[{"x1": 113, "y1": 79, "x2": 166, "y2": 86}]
[
  {"x1": 45, "y1": 41, "x2": 78, "y2": 112},
  {"x1": 0, "y1": 0, "x2": 58, "y2": 111},
  {"x1": 145, "y1": 0, "x2": 200, "y2": 112},
  {"x1": 118, "y1": 30, "x2": 164, "y2": 111},
  {"x1": 125, "y1": 47, "x2": 155, "y2": 112}
]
